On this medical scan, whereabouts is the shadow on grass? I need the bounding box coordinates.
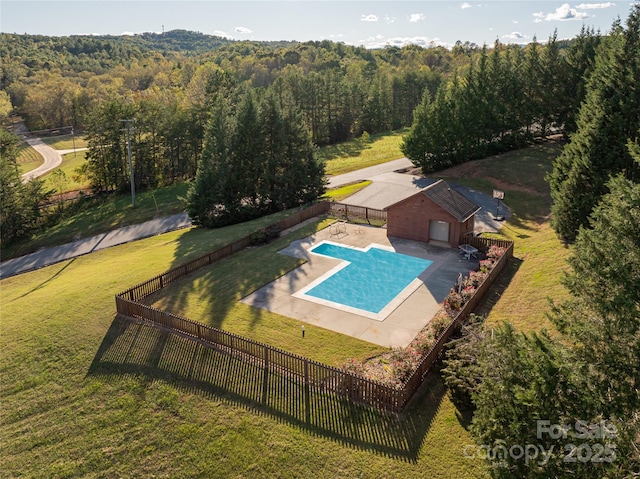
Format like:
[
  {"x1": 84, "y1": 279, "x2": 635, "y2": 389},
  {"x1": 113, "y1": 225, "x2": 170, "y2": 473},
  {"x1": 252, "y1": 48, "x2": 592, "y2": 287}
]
[
  {"x1": 474, "y1": 257, "x2": 524, "y2": 319},
  {"x1": 320, "y1": 138, "x2": 370, "y2": 162},
  {"x1": 88, "y1": 316, "x2": 445, "y2": 461},
  {"x1": 144, "y1": 219, "x2": 322, "y2": 333}
]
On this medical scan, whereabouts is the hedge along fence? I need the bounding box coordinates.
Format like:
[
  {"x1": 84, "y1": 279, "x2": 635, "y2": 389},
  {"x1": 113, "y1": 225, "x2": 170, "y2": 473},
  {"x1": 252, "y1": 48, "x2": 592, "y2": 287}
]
[
  {"x1": 396, "y1": 239, "x2": 514, "y2": 410},
  {"x1": 115, "y1": 200, "x2": 513, "y2": 413}
]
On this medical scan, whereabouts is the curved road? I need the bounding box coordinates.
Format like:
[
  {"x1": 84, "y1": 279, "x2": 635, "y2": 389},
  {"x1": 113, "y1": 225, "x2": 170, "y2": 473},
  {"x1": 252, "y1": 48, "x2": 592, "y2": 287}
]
[
  {"x1": 1, "y1": 156, "x2": 506, "y2": 279},
  {"x1": 21, "y1": 137, "x2": 88, "y2": 182}
]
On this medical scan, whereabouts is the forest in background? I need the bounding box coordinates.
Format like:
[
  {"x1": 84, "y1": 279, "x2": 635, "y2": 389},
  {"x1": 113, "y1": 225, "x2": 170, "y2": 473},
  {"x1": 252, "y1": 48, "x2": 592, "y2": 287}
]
[
  {"x1": 1, "y1": 9, "x2": 639, "y2": 478},
  {"x1": 1, "y1": 28, "x2": 592, "y2": 197}
]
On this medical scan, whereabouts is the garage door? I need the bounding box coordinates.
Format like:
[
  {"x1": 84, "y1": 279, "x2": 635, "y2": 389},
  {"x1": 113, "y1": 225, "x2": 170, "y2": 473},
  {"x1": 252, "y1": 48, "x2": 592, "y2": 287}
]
[{"x1": 429, "y1": 220, "x2": 450, "y2": 243}]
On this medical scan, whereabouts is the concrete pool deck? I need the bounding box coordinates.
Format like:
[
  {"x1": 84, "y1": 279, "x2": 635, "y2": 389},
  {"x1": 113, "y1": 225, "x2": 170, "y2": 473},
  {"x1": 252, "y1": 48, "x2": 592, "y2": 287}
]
[{"x1": 241, "y1": 223, "x2": 479, "y2": 348}]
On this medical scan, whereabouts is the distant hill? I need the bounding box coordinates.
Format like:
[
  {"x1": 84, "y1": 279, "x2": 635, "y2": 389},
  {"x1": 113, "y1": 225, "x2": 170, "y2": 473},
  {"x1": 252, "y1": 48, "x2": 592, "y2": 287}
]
[{"x1": 0, "y1": 30, "x2": 295, "y2": 77}]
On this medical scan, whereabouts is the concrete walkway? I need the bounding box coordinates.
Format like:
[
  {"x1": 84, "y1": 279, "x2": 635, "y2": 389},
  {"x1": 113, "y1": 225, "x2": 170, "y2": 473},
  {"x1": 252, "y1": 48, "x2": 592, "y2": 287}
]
[
  {"x1": 242, "y1": 223, "x2": 477, "y2": 348},
  {"x1": 0, "y1": 213, "x2": 191, "y2": 279}
]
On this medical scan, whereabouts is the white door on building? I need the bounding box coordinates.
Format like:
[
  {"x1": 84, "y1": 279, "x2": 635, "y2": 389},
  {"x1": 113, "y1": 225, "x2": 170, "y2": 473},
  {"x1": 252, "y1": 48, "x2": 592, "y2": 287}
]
[{"x1": 429, "y1": 220, "x2": 450, "y2": 243}]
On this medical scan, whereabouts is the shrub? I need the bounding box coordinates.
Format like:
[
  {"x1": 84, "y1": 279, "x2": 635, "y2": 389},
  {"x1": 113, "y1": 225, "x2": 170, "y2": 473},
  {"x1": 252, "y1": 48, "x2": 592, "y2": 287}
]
[
  {"x1": 430, "y1": 311, "x2": 452, "y2": 339},
  {"x1": 248, "y1": 225, "x2": 281, "y2": 245},
  {"x1": 342, "y1": 358, "x2": 366, "y2": 376},
  {"x1": 487, "y1": 244, "x2": 507, "y2": 259},
  {"x1": 444, "y1": 288, "x2": 464, "y2": 312},
  {"x1": 412, "y1": 328, "x2": 436, "y2": 354},
  {"x1": 461, "y1": 285, "x2": 476, "y2": 302},
  {"x1": 479, "y1": 259, "x2": 495, "y2": 273},
  {"x1": 467, "y1": 269, "x2": 488, "y2": 287},
  {"x1": 390, "y1": 347, "x2": 422, "y2": 384}
]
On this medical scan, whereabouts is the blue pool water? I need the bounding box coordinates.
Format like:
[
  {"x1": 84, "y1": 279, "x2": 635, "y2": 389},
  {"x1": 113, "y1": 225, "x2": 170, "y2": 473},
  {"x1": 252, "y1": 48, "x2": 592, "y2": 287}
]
[{"x1": 306, "y1": 243, "x2": 433, "y2": 314}]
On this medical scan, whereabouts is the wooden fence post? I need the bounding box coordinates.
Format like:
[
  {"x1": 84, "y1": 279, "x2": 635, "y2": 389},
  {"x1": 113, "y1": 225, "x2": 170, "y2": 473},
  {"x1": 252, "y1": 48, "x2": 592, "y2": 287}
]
[
  {"x1": 262, "y1": 346, "x2": 269, "y2": 404},
  {"x1": 304, "y1": 359, "x2": 311, "y2": 423}
]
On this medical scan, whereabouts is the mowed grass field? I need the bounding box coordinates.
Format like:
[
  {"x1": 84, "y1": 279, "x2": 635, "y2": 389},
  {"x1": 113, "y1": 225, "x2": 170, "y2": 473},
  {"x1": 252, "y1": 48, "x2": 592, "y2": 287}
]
[
  {"x1": 41, "y1": 134, "x2": 88, "y2": 150},
  {"x1": 439, "y1": 139, "x2": 570, "y2": 333},
  {"x1": 319, "y1": 129, "x2": 406, "y2": 176},
  {"x1": 2, "y1": 182, "x2": 190, "y2": 260},
  {"x1": 1, "y1": 136, "x2": 568, "y2": 478},
  {"x1": 1, "y1": 209, "x2": 486, "y2": 479},
  {"x1": 16, "y1": 141, "x2": 43, "y2": 175},
  {"x1": 40, "y1": 151, "x2": 90, "y2": 193}
]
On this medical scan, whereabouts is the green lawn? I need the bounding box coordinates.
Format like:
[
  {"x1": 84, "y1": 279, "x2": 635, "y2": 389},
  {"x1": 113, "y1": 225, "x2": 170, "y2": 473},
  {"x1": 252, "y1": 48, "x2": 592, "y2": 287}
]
[
  {"x1": 319, "y1": 129, "x2": 407, "y2": 176},
  {"x1": 41, "y1": 134, "x2": 88, "y2": 150},
  {"x1": 0, "y1": 137, "x2": 571, "y2": 478},
  {"x1": 323, "y1": 180, "x2": 372, "y2": 202},
  {"x1": 1, "y1": 211, "x2": 486, "y2": 479},
  {"x1": 40, "y1": 150, "x2": 90, "y2": 193},
  {"x1": 2, "y1": 182, "x2": 190, "y2": 260},
  {"x1": 439, "y1": 140, "x2": 570, "y2": 333},
  {"x1": 16, "y1": 141, "x2": 43, "y2": 174},
  {"x1": 144, "y1": 218, "x2": 387, "y2": 365}
]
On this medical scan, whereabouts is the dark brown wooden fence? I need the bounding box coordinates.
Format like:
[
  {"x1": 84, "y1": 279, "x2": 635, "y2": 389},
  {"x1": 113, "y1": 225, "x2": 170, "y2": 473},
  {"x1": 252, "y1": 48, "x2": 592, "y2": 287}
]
[
  {"x1": 460, "y1": 233, "x2": 514, "y2": 252},
  {"x1": 115, "y1": 202, "x2": 513, "y2": 413},
  {"x1": 396, "y1": 239, "x2": 514, "y2": 410},
  {"x1": 328, "y1": 202, "x2": 387, "y2": 224},
  {"x1": 116, "y1": 295, "x2": 402, "y2": 411}
]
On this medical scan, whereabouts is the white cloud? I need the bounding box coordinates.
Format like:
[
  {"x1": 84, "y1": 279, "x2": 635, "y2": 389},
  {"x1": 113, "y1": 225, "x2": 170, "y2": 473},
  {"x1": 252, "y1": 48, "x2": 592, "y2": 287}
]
[
  {"x1": 361, "y1": 14, "x2": 379, "y2": 22},
  {"x1": 533, "y1": 4, "x2": 590, "y2": 23},
  {"x1": 213, "y1": 30, "x2": 231, "y2": 38},
  {"x1": 513, "y1": 20, "x2": 519, "y2": 24},
  {"x1": 502, "y1": 31, "x2": 528, "y2": 40},
  {"x1": 121, "y1": 31, "x2": 135, "y2": 36},
  {"x1": 575, "y1": 2, "x2": 616, "y2": 8},
  {"x1": 359, "y1": 35, "x2": 451, "y2": 49},
  {"x1": 235, "y1": 26, "x2": 252, "y2": 34},
  {"x1": 384, "y1": 15, "x2": 397, "y2": 24},
  {"x1": 461, "y1": 2, "x2": 472, "y2": 9},
  {"x1": 409, "y1": 13, "x2": 426, "y2": 22}
]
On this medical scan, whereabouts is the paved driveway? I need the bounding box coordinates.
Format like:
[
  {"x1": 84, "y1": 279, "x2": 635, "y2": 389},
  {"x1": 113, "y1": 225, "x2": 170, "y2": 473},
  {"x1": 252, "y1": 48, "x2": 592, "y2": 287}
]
[
  {"x1": 337, "y1": 168, "x2": 510, "y2": 234},
  {"x1": 327, "y1": 157, "x2": 413, "y2": 188},
  {"x1": 0, "y1": 213, "x2": 191, "y2": 279}
]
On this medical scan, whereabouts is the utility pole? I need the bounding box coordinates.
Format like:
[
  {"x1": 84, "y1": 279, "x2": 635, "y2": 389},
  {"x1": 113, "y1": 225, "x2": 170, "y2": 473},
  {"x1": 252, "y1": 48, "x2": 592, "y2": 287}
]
[
  {"x1": 71, "y1": 126, "x2": 76, "y2": 156},
  {"x1": 120, "y1": 119, "x2": 136, "y2": 208}
]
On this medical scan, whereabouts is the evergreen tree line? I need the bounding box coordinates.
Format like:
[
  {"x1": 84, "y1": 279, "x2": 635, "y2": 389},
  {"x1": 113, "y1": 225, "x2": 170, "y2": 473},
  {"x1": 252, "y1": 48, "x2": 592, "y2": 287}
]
[
  {"x1": 548, "y1": 9, "x2": 640, "y2": 241},
  {"x1": 0, "y1": 128, "x2": 52, "y2": 247},
  {"x1": 186, "y1": 83, "x2": 324, "y2": 227},
  {"x1": 402, "y1": 30, "x2": 601, "y2": 173},
  {"x1": 443, "y1": 159, "x2": 640, "y2": 477},
  {"x1": 441, "y1": 7, "x2": 640, "y2": 477}
]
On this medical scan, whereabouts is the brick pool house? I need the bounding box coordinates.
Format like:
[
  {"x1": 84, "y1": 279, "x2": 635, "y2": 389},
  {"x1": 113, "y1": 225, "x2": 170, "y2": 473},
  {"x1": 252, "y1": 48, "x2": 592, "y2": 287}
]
[{"x1": 385, "y1": 179, "x2": 480, "y2": 249}]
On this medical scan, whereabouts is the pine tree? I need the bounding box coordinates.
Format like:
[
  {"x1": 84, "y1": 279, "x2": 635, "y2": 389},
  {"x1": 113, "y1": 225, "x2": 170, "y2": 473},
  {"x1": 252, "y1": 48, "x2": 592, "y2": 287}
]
[
  {"x1": 186, "y1": 95, "x2": 234, "y2": 227},
  {"x1": 0, "y1": 128, "x2": 52, "y2": 246},
  {"x1": 549, "y1": 5, "x2": 640, "y2": 241},
  {"x1": 401, "y1": 90, "x2": 434, "y2": 172}
]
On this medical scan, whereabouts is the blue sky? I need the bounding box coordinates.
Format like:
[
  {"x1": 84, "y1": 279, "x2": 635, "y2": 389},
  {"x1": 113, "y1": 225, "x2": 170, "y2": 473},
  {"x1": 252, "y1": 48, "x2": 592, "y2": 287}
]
[{"x1": 1, "y1": 1, "x2": 636, "y2": 47}]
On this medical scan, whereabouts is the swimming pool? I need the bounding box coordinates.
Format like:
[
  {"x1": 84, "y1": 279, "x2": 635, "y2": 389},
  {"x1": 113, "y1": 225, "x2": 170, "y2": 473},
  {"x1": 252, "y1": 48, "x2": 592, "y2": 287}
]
[{"x1": 294, "y1": 241, "x2": 432, "y2": 320}]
